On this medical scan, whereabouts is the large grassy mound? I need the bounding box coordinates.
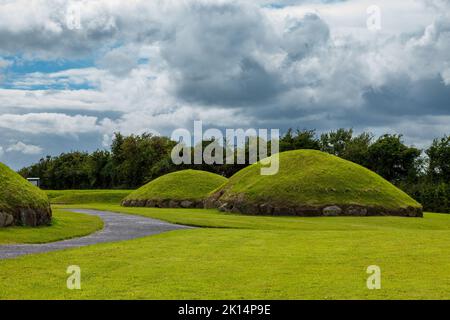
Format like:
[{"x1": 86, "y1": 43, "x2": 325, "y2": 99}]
[
  {"x1": 207, "y1": 150, "x2": 422, "y2": 217},
  {"x1": 122, "y1": 170, "x2": 227, "y2": 208},
  {"x1": 0, "y1": 162, "x2": 52, "y2": 227}
]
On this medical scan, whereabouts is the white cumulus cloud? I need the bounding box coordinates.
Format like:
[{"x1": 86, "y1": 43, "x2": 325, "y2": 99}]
[
  {"x1": 0, "y1": 113, "x2": 100, "y2": 135},
  {"x1": 6, "y1": 141, "x2": 43, "y2": 155}
]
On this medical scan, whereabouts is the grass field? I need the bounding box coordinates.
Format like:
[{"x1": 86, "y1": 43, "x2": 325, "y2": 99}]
[
  {"x1": 1, "y1": 200, "x2": 450, "y2": 299},
  {"x1": 55, "y1": 203, "x2": 450, "y2": 230},
  {"x1": 47, "y1": 190, "x2": 131, "y2": 205},
  {"x1": 0, "y1": 209, "x2": 103, "y2": 244}
]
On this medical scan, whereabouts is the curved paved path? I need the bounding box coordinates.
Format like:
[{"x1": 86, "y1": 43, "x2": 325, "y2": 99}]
[{"x1": 0, "y1": 209, "x2": 192, "y2": 260}]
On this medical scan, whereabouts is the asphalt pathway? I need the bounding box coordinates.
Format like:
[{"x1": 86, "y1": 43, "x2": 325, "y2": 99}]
[{"x1": 0, "y1": 209, "x2": 191, "y2": 259}]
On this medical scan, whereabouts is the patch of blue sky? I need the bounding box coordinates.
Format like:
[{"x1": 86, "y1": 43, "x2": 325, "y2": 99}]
[
  {"x1": 263, "y1": 0, "x2": 347, "y2": 8},
  {"x1": 138, "y1": 58, "x2": 150, "y2": 65},
  {"x1": 4, "y1": 82, "x2": 95, "y2": 91},
  {"x1": 263, "y1": 3, "x2": 288, "y2": 9},
  {"x1": 0, "y1": 55, "x2": 96, "y2": 90},
  {"x1": 7, "y1": 56, "x2": 95, "y2": 74}
]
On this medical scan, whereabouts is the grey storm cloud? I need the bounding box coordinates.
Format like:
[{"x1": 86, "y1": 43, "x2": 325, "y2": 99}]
[
  {"x1": 0, "y1": 1, "x2": 115, "y2": 58},
  {"x1": 97, "y1": 48, "x2": 139, "y2": 76},
  {"x1": 159, "y1": 2, "x2": 281, "y2": 106},
  {"x1": 0, "y1": 0, "x2": 165, "y2": 59},
  {"x1": 282, "y1": 13, "x2": 330, "y2": 60},
  {"x1": 160, "y1": 3, "x2": 331, "y2": 107}
]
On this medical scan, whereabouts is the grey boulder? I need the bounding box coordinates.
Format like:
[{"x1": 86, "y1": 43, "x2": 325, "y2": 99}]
[
  {"x1": 0, "y1": 212, "x2": 14, "y2": 227},
  {"x1": 322, "y1": 205, "x2": 342, "y2": 216}
]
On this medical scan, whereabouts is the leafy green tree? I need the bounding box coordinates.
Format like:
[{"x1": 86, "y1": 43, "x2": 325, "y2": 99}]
[
  {"x1": 426, "y1": 135, "x2": 450, "y2": 182},
  {"x1": 342, "y1": 132, "x2": 373, "y2": 166},
  {"x1": 319, "y1": 129, "x2": 373, "y2": 166},
  {"x1": 367, "y1": 134, "x2": 421, "y2": 182},
  {"x1": 88, "y1": 150, "x2": 112, "y2": 188},
  {"x1": 280, "y1": 129, "x2": 320, "y2": 151},
  {"x1": 320, "y1": 128, "x2": 353, "y2": 156},
  {"x1": 280, "y1": 128, "x2": 295, "y2": 151},
  {"x1": 19, "y1": 156, "x2": 52, "y2": 188},
  {"x1": 110, "y1": 133, "x2": 177, "y2": 188}
]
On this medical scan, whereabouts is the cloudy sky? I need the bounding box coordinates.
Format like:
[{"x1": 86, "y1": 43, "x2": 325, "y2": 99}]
[{"x1": 0, "y1": 0, "x2": 449, "y2": 169}]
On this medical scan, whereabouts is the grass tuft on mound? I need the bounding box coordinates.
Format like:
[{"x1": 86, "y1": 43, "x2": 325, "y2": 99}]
[
  {"x1": 0, "y1": 162, "x2": 50, "y2": 214},
  {"x1": 124, "y1": 170, "x2": 227, "y2": 203},
  {"x1": 210, "y1": 150, "x2": 421, "y2": 215}
]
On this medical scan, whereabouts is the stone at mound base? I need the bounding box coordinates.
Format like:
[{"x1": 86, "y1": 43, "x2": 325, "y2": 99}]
[
  {"x1": 323, "y1": 206, "x2": 342, "y2": 216},
  {"x1": 0, "y1": 206, "x2": 52, "y2": 227},
  {"x1": 19, "y1": 207, "x2": 52, "y2": 226},
  {"x1": 208, "y1": 198, "x2": 423, "y2": 217},
  {"x1": 0, "y1": 212, "x2": 14, "y2": 227},
  {"x1": 121, "y1": 199, "x2": 204, "y2": 209}
]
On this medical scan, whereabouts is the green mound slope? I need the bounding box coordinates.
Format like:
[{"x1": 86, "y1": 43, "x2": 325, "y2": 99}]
[
  {"x1": 0, "y1": 162, "x2": 52, "y2": 227},
  {"x1": 47, "y1": 190, "x2": 131, "y2": 205},
  {"x1": 207, "y1": 150, "x2": 422, "y2": 217},
  {"x1": 123, "y1": 170, "x2": 227, "y2": 208}
]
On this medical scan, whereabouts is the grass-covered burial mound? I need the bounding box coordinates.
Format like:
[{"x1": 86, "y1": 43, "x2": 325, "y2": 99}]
[
  {"x1": 0, "y1": 162, "x2": 52, "y2": 227},
  {"x1": 206, "y1": 150, "x2": 422, "y2": 217},
  {"x1": 122, "y1": 170, "x2": 227, "y2": 208}
]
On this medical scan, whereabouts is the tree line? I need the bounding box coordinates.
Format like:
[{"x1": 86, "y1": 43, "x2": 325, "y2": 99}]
[{"x1": 18, "y1": 129, "x2": 450, "y2": 213}]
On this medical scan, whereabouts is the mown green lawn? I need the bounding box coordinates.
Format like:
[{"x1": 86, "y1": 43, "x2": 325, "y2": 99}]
[
  {"x1": 47, "y1": 190, "x2": 131, "y2": 205},
  {"x1": 1, "y1": 202, "x2": 450, "y2": 299},
  {"x1": 0, "y1": 209, "x2": 103, "y2": 244},
  {"x1": 56, "y1": 203, "x2": 450, "y2": 231}
]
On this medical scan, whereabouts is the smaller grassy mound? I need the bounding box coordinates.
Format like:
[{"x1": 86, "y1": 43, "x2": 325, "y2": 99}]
[
  {"x1": 207, "y1": 150, "x2": 422, "y2": 217},
  {"x1": 47, "y1": 190, "x2": 131, "y2": 205},
  {"x1": 123, "y1": 170, "x2": 227, "y2": 208},
  {"x1": 0, "y1": 209, "x2": 103, "y2": 244},
  {"x1": 0, "y1": 162, "x2": 52, "y2": 227}
]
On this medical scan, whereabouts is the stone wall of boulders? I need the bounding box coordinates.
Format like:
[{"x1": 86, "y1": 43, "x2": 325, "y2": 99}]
[
  {"x1": 0, "y1": 206, "x2": 52, "y2": 227},
  {"x1": 204, "y1": 191, "x2": 423, "y2": 217},
  {"x1": 210, "y1": 201, "x2": 422, "y2": 217},
  {"x1": 122, "y1": 199, "x2": 204, "y2": 209},
  {"x1": 122, "y1": 193, "x2": 423, "y2": 217}
]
